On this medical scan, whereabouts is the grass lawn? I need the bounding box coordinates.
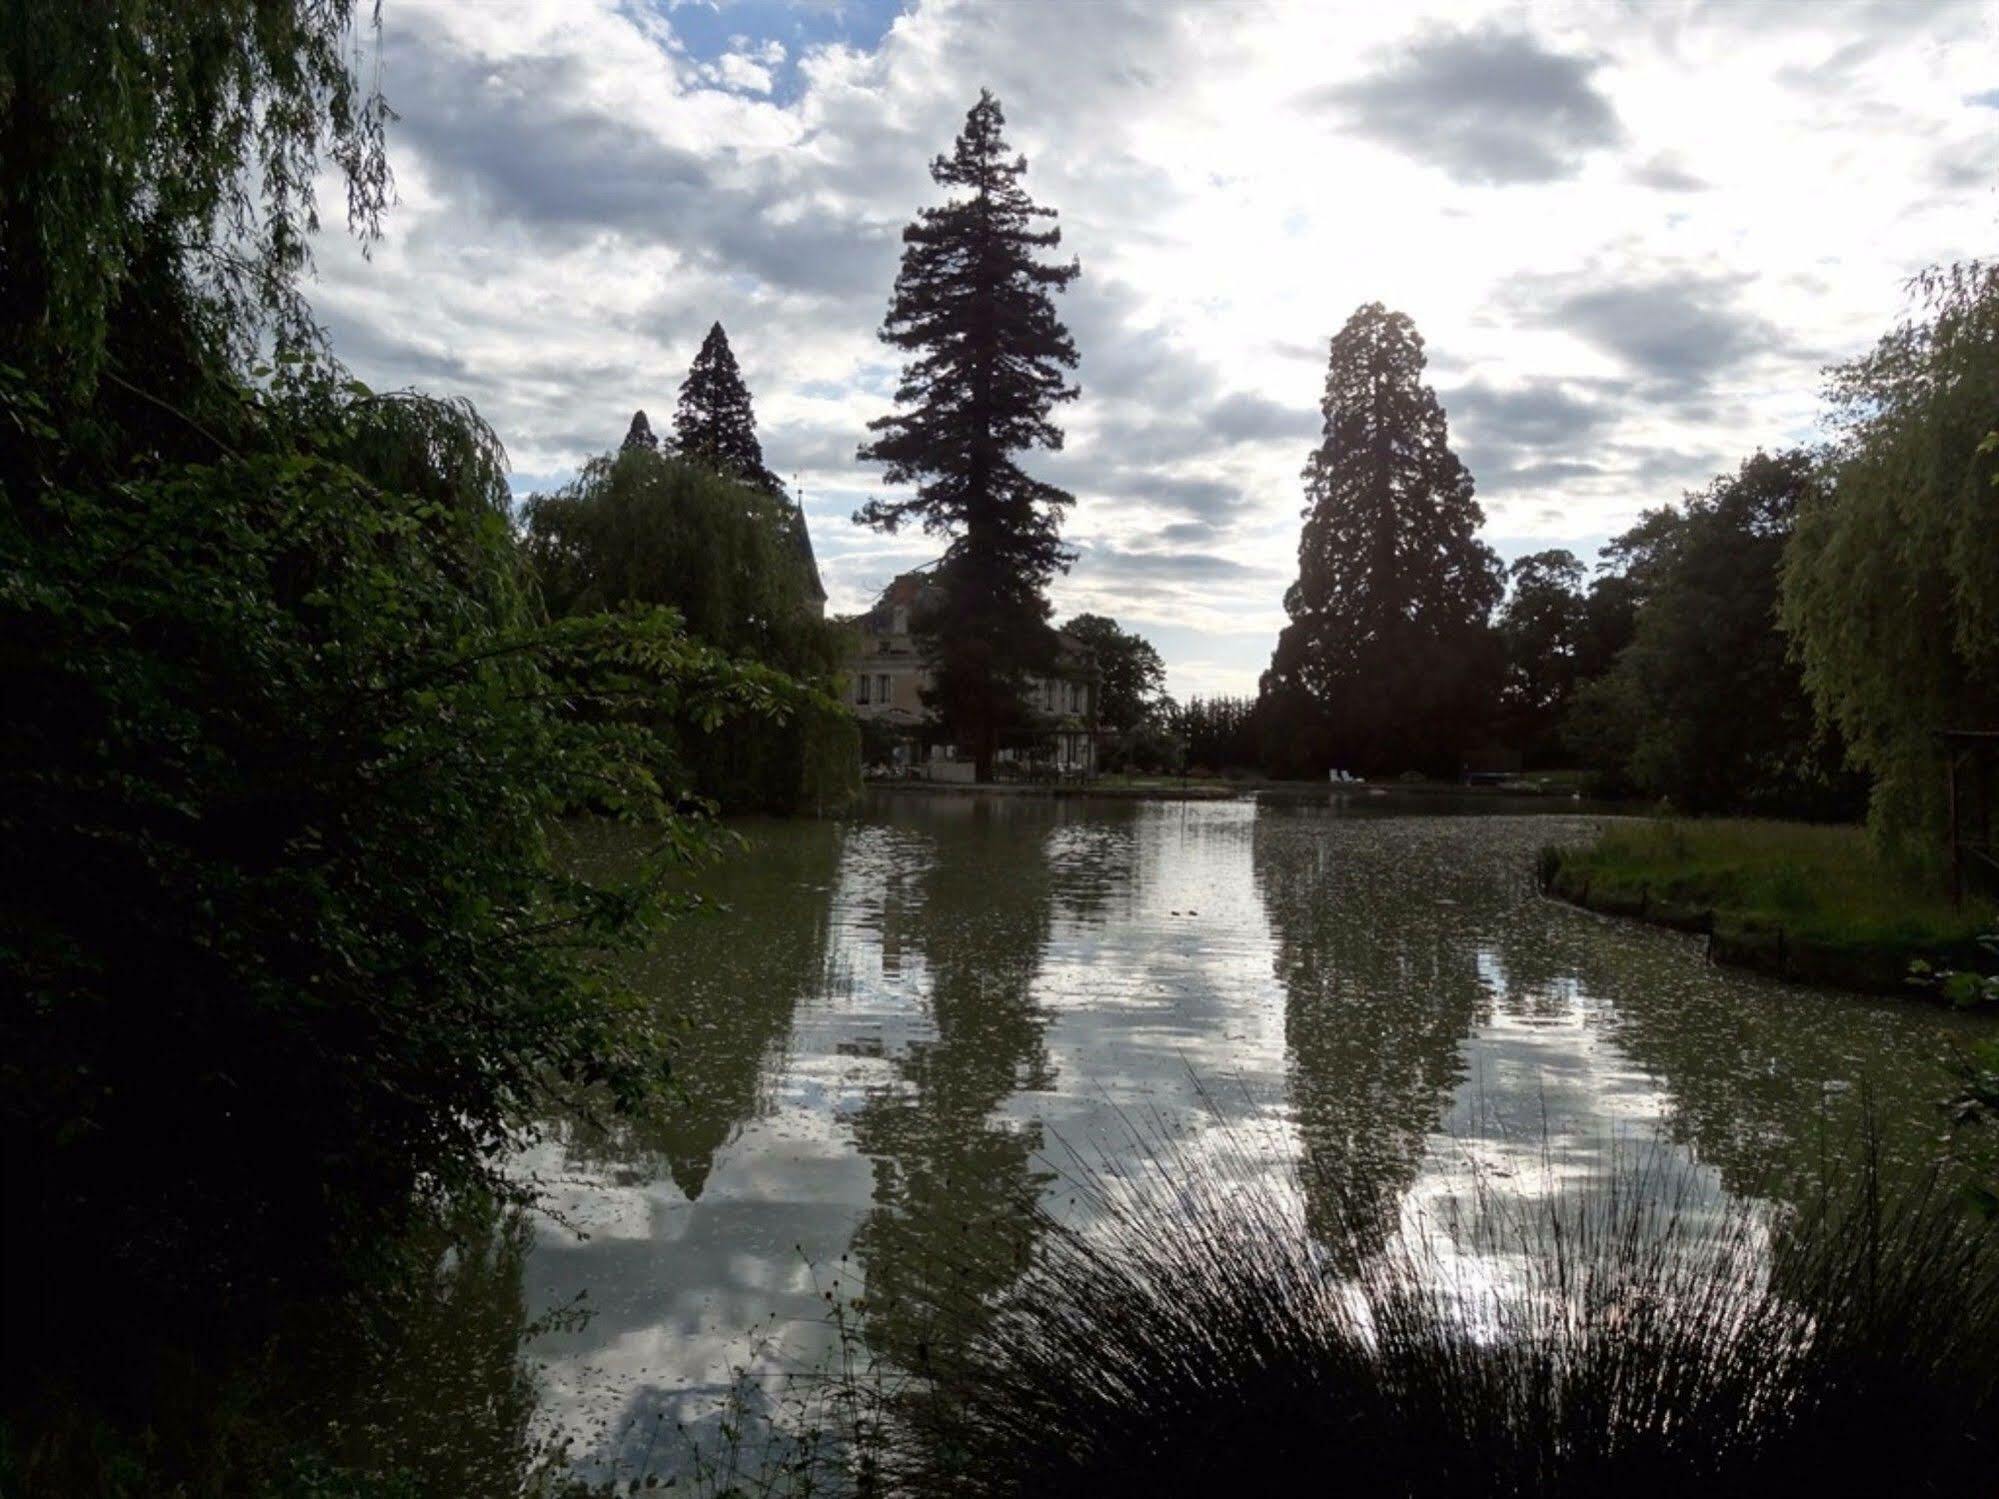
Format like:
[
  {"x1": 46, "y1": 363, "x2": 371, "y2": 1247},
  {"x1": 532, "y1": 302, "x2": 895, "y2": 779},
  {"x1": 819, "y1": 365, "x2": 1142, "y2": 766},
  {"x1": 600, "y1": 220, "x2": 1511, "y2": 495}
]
[{"x1": 1544, "y1": 819, "x2": 1995, "y2": 992}]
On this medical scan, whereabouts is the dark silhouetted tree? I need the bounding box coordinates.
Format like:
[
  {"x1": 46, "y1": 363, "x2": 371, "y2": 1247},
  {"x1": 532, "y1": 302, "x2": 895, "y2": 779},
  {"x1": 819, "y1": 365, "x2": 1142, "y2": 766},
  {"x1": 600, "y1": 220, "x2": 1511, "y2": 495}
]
[
  {"x1": 1064, "y1": 613, "x2": 1173, "y2": 771},
  {"x1": 622, "y1": 409, "x2": 660, "y2": 452},
  {"x1": 1496, "y1": 549, "x2": 1587, "y2": 764},
  {"x1": 1179, "y1": 696, "x2": 1263, "y2": 774},
  {"x1": 673, "y1": 322, "x2": 782, "y2": 494},
  {"x1": 1061, "y1": 614, "x2": 1165, "y2": 735},
  {"x1": 856, "y1": 90, "x2": 1081, "y2": 781},
  {"x1": 1260, "y1": 304, "x2": 1503, "y2": 778},
  {"x1": 1565, "y1": 450, "x2": 1860, "y2": 816}
]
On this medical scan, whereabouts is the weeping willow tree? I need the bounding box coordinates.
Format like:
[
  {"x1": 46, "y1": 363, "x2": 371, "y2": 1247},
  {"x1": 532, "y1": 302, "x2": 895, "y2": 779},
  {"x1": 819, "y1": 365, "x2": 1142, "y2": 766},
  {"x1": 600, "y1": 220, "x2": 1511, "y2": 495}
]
[
  {"x1": 0, "y1": 0, "x2": 391, "y2": 393},
  {"x1": 1783, "y1": 263, "x2": 1999, "y2": 868},
  {"x1": 520, "y1": 448, "x2": 858, "y2": 813},
  {"x1": 522, "y1": 447, "x2": 841, "y2": 679}
]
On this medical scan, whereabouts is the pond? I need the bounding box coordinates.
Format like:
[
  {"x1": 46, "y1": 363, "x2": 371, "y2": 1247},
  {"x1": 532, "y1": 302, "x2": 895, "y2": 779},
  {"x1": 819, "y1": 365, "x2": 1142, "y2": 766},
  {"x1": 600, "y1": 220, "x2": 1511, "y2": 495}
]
[{"x1": 513, "y1": 793, "x2": 1988, "y2": 1485}]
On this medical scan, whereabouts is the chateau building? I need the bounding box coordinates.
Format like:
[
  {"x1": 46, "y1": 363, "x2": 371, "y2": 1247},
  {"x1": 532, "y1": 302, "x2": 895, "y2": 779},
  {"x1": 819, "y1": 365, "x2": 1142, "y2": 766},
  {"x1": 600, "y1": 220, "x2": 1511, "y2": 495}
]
[{"x1": 846, "y1": 567, "x2": 1102, "y2": 776}]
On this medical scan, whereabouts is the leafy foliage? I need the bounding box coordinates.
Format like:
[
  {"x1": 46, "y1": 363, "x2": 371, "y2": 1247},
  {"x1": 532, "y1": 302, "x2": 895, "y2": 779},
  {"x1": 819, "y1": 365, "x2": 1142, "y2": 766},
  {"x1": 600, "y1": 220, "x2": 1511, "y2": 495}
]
[
  {"x1": 0, "y1": 367, "x2": 803, "y2": 1420},
  {"x1": 1565, "y1": 451, "x2": 1860, "y2": 817},
  {"x1": 1178, "y1": 695, "x2": 1263, "y2": 775},
  {"x1": 1783, "y1": 261, "x2": 1999, "y2": 865},
  {"x1": 0, "y1": 7, "x2": 817, "y2": 1466},
  {"x1": 672, "y1": 323, "x2": 783, "y2": 495},
  {"x1": 857, "y1": 91, "x2": 1081, "y2": 780},
  {"x1": 1910, "y1": 929, "x2": 1999, "y2": 1012},
  {"x1": 519, "y1": 446, "x2": 855, "y2": 813},
  {"x1": 1495, "y1": 549, "x2": 1587, "y2": 765},
  {"x1": 0, "y1": 0, "x2": 391, "y2": 393},
  {"x1": 522, "y1": 446, "x2": 841, "y2": 680},
  {"x1": 1260, "y1": 304, "x2": 1503, "y2": 778},
  {"x1": 1062, "y1": 615, "x2": 1177, "y2": 774},
  {"x1": 1058, "y1": 614, "x2": 1164, "y2": 735}
]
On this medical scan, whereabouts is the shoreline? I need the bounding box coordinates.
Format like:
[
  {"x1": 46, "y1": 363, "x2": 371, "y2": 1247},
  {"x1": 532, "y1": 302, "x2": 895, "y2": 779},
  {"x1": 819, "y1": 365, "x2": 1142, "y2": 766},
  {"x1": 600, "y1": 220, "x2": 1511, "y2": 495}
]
[
  {"x1": 864, "y1": 776, "x2": 1589, "y2": 804},
  {"x1": 1539, "y1": 848, "x2": 1995, "y2": 1003}
]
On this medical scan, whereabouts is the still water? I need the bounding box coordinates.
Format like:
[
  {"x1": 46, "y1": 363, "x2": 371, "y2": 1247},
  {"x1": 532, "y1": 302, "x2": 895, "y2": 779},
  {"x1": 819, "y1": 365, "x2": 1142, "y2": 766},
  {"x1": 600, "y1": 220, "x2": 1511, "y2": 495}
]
[{"x1": 516, "y1": 793, "x2": 1985, "y2": 1481}]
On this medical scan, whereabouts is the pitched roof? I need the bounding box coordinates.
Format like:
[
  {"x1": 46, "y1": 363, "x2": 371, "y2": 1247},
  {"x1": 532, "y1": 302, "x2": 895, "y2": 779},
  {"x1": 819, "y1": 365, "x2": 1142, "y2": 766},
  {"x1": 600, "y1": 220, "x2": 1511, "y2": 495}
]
[{"x1": 787, "y1": 496, "x2": 826, "y2": 601}]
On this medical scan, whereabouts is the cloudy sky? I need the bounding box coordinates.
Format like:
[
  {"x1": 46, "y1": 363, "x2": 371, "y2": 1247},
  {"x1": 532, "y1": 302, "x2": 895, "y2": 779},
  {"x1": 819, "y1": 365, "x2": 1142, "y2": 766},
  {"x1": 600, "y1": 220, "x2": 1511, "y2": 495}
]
[{"x1": 309, "y1": 0, "x2": 1997, "y2": 697}]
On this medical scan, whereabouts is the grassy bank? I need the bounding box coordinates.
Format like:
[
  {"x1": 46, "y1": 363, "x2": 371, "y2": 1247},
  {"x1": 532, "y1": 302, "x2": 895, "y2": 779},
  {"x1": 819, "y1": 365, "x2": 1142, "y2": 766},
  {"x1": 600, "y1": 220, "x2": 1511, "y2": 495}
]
[{"x1": 1541, "y1": 819, "x2": 1996, "y2": 996}]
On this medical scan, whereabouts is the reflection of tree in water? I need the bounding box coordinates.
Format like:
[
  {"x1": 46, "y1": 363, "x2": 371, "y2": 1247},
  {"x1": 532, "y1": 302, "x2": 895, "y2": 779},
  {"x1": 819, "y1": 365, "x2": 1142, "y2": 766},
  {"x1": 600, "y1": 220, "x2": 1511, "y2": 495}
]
[
  {"x1": 1252, "y1": 806, "x2": 1497, "y2": 1262},
  {"x1": 1481, "y1": 895, "x2": 1992, "y2": 1212},
  {"x1": 847, "y1": 797, "x2": 1066, "y2": 1364},
  {"x1": 559, "y1": 819, "x2": 845, "y2": 1199},
  {"x1": 1039, "y1": 801, "x2": 1143, "y2": 929},
  {"x1": 305, "y1": 1201, "x2": 553, "y2": 1494}
]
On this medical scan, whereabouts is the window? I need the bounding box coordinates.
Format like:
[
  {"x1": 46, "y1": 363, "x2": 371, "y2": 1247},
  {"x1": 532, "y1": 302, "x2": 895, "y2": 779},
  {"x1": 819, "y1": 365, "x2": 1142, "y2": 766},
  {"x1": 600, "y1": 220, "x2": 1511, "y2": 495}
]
[
  {"x1": 857, "y1": 676, "x2": 871, "y2": 705},
  {"x1": 877, "y1": 673, "x2": 891, "y2": 705}
]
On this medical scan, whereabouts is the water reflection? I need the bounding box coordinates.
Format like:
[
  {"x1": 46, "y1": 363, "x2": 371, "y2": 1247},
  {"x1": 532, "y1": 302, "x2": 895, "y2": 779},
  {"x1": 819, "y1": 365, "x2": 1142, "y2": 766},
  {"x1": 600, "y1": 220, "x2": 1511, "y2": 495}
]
[
  {"x1": 847, "y1": 799, "x2": 1066, "y2": 1361},
  {"x1": 1254, "y1": 806, "x2": 1499, "y2": 1262},
  {"x1": 556, "y1": 819, "x2": 845, "y2": 1201},
  {"x1": 517, "y1": 796, "x2": 1988, "y2": 1481}
]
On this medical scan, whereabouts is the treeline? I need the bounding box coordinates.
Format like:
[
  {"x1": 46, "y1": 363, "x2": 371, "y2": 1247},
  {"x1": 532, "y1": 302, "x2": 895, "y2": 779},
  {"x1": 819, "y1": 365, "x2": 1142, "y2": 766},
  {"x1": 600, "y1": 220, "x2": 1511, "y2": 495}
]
[
  {"x1": 1180, "y1": 695, "x2": 1263, "y2": 776},
  {"x1": 0, "y1": 6, "x2": 827, "y2": 1490},
  {"x1": 1236, "y1": 275, "x2": 1997, "y2": 864},
  {"x1": 1507, "y1": 448, "x2": 1860, "y2": 820}
]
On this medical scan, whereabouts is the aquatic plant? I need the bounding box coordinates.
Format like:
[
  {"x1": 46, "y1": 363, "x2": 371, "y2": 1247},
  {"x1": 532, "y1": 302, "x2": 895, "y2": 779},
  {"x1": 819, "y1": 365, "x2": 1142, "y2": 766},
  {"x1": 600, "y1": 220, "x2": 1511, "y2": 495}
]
[{"x1": 861, "y1": 1124, "x2": 1999, "y2": 1498}]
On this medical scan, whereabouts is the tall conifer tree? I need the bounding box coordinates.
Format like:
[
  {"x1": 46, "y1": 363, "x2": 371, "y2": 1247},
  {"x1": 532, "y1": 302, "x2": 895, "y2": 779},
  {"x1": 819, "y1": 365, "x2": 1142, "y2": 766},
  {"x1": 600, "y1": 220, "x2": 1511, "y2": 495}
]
[
  {"x1": 674, "y1": 322, "x2": 783, "y2": 494},
  {"x1": 622, "y1": 409, "x2": 660, "y2": 452},
  {"x1": 1261, "y1": 303, "x2": 1503, "y2": 777},
  {"x1": 857, "y1": 90, "x2": 1081, "y2": 781}
]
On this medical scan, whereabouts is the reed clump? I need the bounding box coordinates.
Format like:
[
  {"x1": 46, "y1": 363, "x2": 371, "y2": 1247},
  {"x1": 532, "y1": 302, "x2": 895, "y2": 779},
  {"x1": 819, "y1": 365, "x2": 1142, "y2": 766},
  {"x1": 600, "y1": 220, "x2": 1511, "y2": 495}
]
[{"x1": 864, "y1": 1130, "x2": 1998, "y2": 1498}]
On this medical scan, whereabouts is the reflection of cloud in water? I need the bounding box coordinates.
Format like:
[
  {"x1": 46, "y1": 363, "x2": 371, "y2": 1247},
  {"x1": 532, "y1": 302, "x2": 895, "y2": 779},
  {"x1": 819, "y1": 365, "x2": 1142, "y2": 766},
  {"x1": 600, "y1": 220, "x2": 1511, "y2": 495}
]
[
  {"x1": 1392, "y1": 947, "x2": 1762, "y2": 1338},
  {"x1": 526, "y1": 819, "x2": 942, "y2": 1475},
  {"x1": 1027, "y1": 803, "x2": 1298, "y2": 1189}
]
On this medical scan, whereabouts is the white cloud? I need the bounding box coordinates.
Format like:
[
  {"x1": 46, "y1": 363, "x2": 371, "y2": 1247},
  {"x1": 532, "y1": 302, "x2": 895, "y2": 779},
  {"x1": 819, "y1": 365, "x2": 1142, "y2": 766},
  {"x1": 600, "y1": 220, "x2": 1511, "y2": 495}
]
[{"x1": 311, "y1": 0, "x2": 1999, "y2": 696}]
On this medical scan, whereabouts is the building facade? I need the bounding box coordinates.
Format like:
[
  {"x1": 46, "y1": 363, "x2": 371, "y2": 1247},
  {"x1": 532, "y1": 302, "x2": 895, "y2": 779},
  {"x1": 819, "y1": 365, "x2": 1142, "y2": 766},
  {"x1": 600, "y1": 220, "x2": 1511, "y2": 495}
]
[{"x1": 846, "y1": 568, "x2": 1102, "y2": 776}]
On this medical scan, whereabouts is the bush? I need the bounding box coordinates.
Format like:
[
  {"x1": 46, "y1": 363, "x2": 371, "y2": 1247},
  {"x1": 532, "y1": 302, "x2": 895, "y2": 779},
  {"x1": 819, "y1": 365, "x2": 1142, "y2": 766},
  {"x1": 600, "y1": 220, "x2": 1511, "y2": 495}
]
[{"x1": 0, "y1": 373, "x2": 801, "y2": 1441}]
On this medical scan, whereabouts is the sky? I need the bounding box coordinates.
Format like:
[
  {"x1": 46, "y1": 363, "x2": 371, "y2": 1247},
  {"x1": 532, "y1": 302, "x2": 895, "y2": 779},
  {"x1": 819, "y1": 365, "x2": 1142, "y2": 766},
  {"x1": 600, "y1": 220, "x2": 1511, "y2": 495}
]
[{"x1": 307, "y1": 0, "x2": 1998, "y2": 698}]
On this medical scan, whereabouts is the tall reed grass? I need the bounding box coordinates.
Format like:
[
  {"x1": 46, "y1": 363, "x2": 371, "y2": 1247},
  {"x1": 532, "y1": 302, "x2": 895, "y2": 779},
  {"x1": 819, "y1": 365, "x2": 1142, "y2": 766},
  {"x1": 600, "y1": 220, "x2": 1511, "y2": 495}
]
[{"x1": 857, "y1": 1122, "x2": 1998, "y2": 1498}]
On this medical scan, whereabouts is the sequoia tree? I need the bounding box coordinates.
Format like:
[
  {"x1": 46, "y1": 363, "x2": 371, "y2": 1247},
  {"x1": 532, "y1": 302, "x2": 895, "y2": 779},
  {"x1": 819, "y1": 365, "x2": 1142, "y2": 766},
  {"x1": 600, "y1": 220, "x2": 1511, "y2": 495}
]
[
  {"x1": 673, "y1": 321, "x2": 783, "y2": 494},
  {"x1": 1260, "y1": 304, "x2": 1503, "y2": 777},
  {"x1": 857, "y1": 90, "x2": 1081, "y2": 781}
]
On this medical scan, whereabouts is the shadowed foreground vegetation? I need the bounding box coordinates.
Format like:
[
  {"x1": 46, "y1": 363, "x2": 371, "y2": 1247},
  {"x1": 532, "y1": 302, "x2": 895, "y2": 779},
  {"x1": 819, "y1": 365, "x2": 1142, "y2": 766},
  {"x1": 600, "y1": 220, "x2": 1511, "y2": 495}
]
[
  {"x1": 848, "y1": 1131, "x2": 1998, "y2": 1498},
  {"x1": 1542, "y1": 820, "x2": 1997, "y2": 993}
]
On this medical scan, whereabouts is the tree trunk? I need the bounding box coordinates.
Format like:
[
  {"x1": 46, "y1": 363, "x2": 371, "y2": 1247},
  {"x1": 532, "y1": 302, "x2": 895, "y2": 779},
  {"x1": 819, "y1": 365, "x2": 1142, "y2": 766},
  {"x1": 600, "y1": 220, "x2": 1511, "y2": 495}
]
[{"x1": 975, "y1": 722, "x2": 996, "y2": 783}]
